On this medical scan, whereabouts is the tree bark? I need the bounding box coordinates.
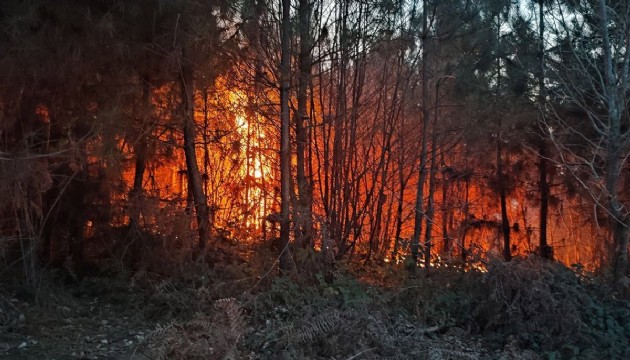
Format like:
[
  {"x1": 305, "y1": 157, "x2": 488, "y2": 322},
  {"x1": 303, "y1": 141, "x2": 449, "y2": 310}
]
[
  {"x1": 181, "y1": 48, "x2": 210, "y2": 253},
  {"x1": 411, "y1": 0, "x2": 431, "y2": 270},
  {"x1": 497, "y1": 121, "x2": 511, "y2": 261},
  {"x1": 279, "y1": 0, "x2": 292, "y2": 271},
  {"x1": 537, "y1": 0, "x2": 552, "y2": 260},
  {"x1": 495, "y1": 12, "x2": 511, "y2": 262},
  {"x1": 295, "y1": 0, "x2": 313, "y2": 249},
  {"x1": 441, "y1": 155, "x2": 450, "y2": 255},
  {"x1": 461, "y1": 176, "x2": 470, "y2": 264},
  {"x1": 605, "y1": 107, "x2": 628, "y2": 285},
  {"x1": 598, "y1": 0, "x2": 629, "y2": 286},
  {"x1": 424, "y1": 129, "x2": 437, "y2": 271},
  {"x1": 538, "y1": 140, "x2": 551, "y2": 259},
  {"x1": 126, "y1": 81, "x2": 151, "y2": 266},
  {"x1": 392, "y1": 140, "x2": 410, "y2": 261}
]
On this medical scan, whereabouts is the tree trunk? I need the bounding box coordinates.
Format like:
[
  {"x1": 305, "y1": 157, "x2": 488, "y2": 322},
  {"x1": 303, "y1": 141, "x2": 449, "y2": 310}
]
[
  {"x1": 537, "y1": 0, "x2": 552, "y2": 260},
  {"x1": 461, "y1": 176, "x2": 470, "y2": 264},
  {"x1": 181, "y1": 48, "x2": 210, "y2": 253},
  {"x1": 538, "y1": 141, "x2": 551, "y2": 259},
  {"x1": 125, "y1": 82, "x2": 151, "y2": 267},
  {"x1": 392, "y1": 156, "x2": 409, "y2": 261},
  {"x1": 279, "y1": 0, "x2": 292, "y2": 271},
  {"x1": 598, "y1": 0, "x2": 629, "y2": 286},
  {"x1": 367, "y1": 152, "x2": 391, "y2": 264},
  {"x1": 294, "y1": 0, "x2": 313, "y2": 249},
  {"x1": 441, "y1": 155, "x2": 450, "y2": 255},
  {"x1": 129, "y1": 139, "x2": 147, "y2": 229},
  {"x1": 606, "y1": 128, "x2": 628, "y2": 285},
  {"x1": 424, "y1": 131, "x2": 437, "y2": 271},
  {"x1": 495, "y1": 12, "x2": 511, "y2": 262},
  {"x1": 497, "y1": 124, "x2": 511, "y2": 261},
  {"x1": 411, "y1": 0, "x2": 430, "y2": 270},
  {"x1": 611, "y1": 211, "x2": 629, "y2": 284}
]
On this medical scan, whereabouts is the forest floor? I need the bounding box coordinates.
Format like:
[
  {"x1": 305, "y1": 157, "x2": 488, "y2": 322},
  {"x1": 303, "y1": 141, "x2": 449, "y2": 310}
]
[
  {"x1": 1, "y1": 253, "x2": 629, "y2": 360},
  {"x1": 0, "y1": 274, "x2": 156, "y2": 359}
]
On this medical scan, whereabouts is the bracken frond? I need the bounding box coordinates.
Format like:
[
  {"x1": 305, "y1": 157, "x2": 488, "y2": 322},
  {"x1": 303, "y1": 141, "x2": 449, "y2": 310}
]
[
  {"x1": 428, "y1": 348, "x2": 480, "y2": 360},
  {"x1": 214, "y1": 297, "x2": 246, "y2": 360},
  {"x1": 214, "y1": 297, "x2": 246, "y2": 339},
  {"x1": 283, "y1": 310, "x2": 342, "y2": 345}
]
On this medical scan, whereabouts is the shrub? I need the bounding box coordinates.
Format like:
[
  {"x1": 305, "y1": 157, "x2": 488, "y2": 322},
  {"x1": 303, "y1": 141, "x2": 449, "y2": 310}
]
[{"x1": 475, "y1": 255, "x2": 630, "y2": 357}]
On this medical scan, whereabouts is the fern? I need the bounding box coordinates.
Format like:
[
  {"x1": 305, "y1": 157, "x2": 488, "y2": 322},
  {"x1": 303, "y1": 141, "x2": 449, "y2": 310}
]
[
  {"x1": 145, "y1": 301, "x2": 248, "y2": 360},
  {"x1": 283, "y1": 311, "x2": 342, "y2": 345},
  {"x1": 148, "y1": 322, "x2": 180, "y2": 360},
  {"x1": 214, "y1": 297, "x2": 246, "y2": 339},
  {"x1": 428, "y1": 348, "x2": 480, "y2": 360},
  {"x1": 214, "y1": 297, "x2": 246, "y2": 359}
]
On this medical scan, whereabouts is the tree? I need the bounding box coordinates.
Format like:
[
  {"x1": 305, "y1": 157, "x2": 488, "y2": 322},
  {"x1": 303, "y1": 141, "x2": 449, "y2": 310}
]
[
  {"x1": 536, "y1": 0, "x2": 552, "y2": 260},
  {"x1": 548, "y1": 0, "x2": 630, "y2": 286},
  {"x1": 170, "y1": 0, "x2": 233, "y2": 254},
  {"x1": 180, "y1": 47, "x2": 211, "y2": 253},
  {"x1": 279, "y1": 0, "x2": 292, "y2": 271},
  {"x1": 294, "y1": 0, "x2": 314, "y2": 249},
  {"x1": 0, "y1": 0, "x2": 140, "y2": 278},
  {"x1": 410, "y1": 0, "x2": 432, "y2": 271}
]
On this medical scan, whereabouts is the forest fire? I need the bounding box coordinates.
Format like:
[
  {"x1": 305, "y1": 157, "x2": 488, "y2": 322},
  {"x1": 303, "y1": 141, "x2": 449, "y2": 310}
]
[
  {"x1": 234, "y1": 111, "x2": 272, "y2": 229},
  {"x1": 0, "y1": 0, "x2": 623, "y2": 276},
  {"x1": 1, "y1": 0, "x2": 630, "y2": 358}
]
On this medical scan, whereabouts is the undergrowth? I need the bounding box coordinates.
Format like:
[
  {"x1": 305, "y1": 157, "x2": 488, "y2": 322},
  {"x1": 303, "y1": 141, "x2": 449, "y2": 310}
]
[
  {"x1": 476, "y1": 256, "x2": 630, "y2": 359},
  {"x1": 2, "y1": 244, "x2": 629, "y2": 360}
]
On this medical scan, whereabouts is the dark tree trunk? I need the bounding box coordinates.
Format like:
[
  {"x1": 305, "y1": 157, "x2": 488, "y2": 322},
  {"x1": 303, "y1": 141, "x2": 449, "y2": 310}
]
[
  {"x1": 127, "y1": 81, "x2": 151, "y2": 265},
  {"x1": 537, "y1": 0, "x2": 552, "y2": 260},
  {"x1": 461, "y1": 177, "x2": 470, "y2": 264},
  {"x1": 538, "y1": 142, "x2": 551, "y2": 259},
  {"x1": 424, "y1": 132, "x2": 437, "y2": 271},
  {"x1": 494, "y1": 12, "x2": 511, "y2": 262},
  {"x1": 392, "y1": 160, "x2": 408, "y2": 260},
  {"x1": 411, "y1": 0, "x2": 431, "y2": 270},
  {"x1": 441, "y1": 156, "x2": 450, "y2": 255},
  {"x1": 497, "y1": 125, "x2": 511, "y2": 261},
  {"x1": 611, "y1": 214, "x2": 629, "y2": 285},
  {"x1": 392, "y1": 104, "x2": 412, "y2": 261},
  {"x1": 181, "y1": 48, "x2": 210, "y2": 253},
  {"x1": 279, "y1": 0, "x2": 292, "y2": 271},
  {"x1": 294, "y1": 0, "x2": 313, "y2": 249},
  {"x1": 367, "y1": 152, "x2": 391, "y2": 263},
  {"x1": 597, "y1": 0, "x2": 629, "y2": 286},
  {"x1": 392, "y1": 194, "x2": 404, "y2": 260},
  {"x1": 607, "y1": 134, "x2": 629, "y2": 285}
]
